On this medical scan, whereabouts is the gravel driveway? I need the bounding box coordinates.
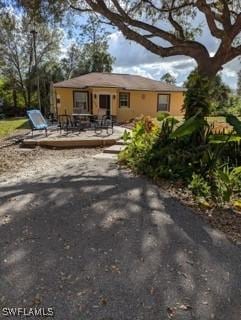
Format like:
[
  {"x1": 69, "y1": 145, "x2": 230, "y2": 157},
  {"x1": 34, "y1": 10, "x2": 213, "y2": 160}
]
[{"x1": 0, "y1": 148, "x2": 241, "y2": 320}]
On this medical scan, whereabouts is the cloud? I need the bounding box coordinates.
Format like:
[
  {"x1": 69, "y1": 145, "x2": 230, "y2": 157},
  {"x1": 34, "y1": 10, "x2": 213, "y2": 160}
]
[
  {"x1": 109, "y1": 31, "x2": 160, "y2": 67},
  {"x1": 108, "y1": 29, "x2": 241, "y2": 89},
  {"x1": 113, "y1": 60, "x2": 196, "y2": 86},
  {"x1": 221, "y1": 57, "x2": 241, "y2": 89},
  {"x1": 109, "y1": 32, "x2": 197, "y2": 85}
]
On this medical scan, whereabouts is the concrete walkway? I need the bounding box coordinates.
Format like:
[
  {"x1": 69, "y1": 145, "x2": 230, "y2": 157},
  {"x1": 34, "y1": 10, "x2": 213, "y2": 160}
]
[{"x1": 0, "y1": 154, "x2": 241, "y2": 319}]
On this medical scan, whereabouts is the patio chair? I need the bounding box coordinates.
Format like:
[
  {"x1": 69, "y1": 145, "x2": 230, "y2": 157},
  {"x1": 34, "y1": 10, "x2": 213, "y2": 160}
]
[
  {"x1": 58, "y1": 114, "x2": 72, "y2": 133},
  {"x1": 58, "y1": 114, "x2": 84, "y2": 133},
  {"x1": 94, "y1": 115, "x2": 114, "y2": 135},
  {"x1": 72, "y1": 114, "x2": 89, "y2": 131},
  {"x1": 27, "y1": 109, "x2": 48, "y2": 137},
  {"x1": 47, "y1": 112, "x2": 57, "y2": 124}
]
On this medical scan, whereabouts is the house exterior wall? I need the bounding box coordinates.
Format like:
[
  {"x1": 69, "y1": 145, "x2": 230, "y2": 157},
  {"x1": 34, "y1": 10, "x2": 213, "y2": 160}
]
[
  {"x1": 169, "y1": 92, "x2": 185, "y2": 116},
  {"x1": 54, "y1": 88, "x2": 75, "y2": 115},
  {"x1": 54, "y1": 87, "x2": 184, "y2": 122}
]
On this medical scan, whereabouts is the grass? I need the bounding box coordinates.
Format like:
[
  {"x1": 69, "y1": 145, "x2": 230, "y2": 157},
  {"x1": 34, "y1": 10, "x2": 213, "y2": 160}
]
[{"x1": 0, "y1": 117, "x2": 29, "y2": 138}]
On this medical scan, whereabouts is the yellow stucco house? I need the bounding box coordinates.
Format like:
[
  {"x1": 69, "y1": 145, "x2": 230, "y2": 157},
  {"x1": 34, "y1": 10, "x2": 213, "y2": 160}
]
[{"x1": 53, "y1": 72, "x2": 185, "y2": 122}]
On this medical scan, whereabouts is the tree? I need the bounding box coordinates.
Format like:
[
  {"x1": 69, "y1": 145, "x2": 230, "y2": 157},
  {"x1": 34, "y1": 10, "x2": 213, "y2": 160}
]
[
  {"x1": 211, "y1": 74, "x2": 232, "y2": 113},
  {"x1": 81, "y1": 42, "x2": 114, "y2": 73},
  {"x1": 60, "y1": 0, "x2": 241, "y2": 119},
  {"x1": 36, "y1": 61, "x2": 65, "y2": 113},
  {"x1": 17, "y1": 1, "x2": 241, "y2": 119},
  {"x1": 237, "y1": 70, "x2": 241, "y2": 96},
  {"x1": 78, "y1": 14, "x2": 115, "y2": 73},
  {"x1": 61, "y1": 44, "x2": 83, "y2": 79},
  {"x1": 0, "y1": 8, "x2": 61, "y2": 111},
  {"x1": 0, "y1": 78, "x2": 22, "y2": 109},
  {"x1": 161, "y1": 72, "x2": 176, "y2": 85},
  {"x1": 184, "y1": 69, "x2": 232, "y2": 116},
  {"x1": 61, "y1": 15, "x2": 115, "y2": 77}
]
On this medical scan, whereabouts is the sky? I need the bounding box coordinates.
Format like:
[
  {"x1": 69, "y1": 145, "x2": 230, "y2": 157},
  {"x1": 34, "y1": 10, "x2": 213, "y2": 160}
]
[
  {"x1": 4, "y1": 1, "x2": 241, "y2": 89},
  {"x1": 108, "y1": 31, "x2": 240, "y2": 90},
  {"x1": 63, "y1": 8, "x2": 241, "y2": 90},
  {"x1": 106, "y1": 18, "x2": 241, "y2": 90}
]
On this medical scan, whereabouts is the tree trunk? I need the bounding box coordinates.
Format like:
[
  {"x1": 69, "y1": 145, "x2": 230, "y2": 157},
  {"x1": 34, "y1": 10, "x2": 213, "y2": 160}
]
[
  {"x1": 27, "y1": 81, "x2": 31, "y2": 109},
  {"x1": 21, "y1": 89, "x2": 28, "y2": 108},
  {"x1": 12, "y1": 88, "x2": 17, "y2": 109}
]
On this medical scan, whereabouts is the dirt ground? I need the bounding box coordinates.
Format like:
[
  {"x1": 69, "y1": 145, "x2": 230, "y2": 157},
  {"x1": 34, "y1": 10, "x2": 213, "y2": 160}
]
[
  {"x1": 154, "y1": 180, "x2": 241, "y2": 246},
  {"x1": 0, "y1": 144, "x2": 100, "y2": 177}
]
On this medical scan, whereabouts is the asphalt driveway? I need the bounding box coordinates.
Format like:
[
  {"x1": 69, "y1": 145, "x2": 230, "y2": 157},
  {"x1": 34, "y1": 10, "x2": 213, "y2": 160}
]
[{"x1": 0, "y1": 149, "x2": 241, "y2": 320}]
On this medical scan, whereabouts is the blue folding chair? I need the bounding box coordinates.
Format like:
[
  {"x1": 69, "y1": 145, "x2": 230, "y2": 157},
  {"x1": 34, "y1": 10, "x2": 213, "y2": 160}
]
[{"x1": 27, "y1": 109, "x2": 48, "y2": 137}]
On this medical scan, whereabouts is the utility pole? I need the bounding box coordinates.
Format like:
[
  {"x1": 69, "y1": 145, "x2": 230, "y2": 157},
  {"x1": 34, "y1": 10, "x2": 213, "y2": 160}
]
[{"x1": 30, "y1": 28, "x2": 42, "y2": 113}]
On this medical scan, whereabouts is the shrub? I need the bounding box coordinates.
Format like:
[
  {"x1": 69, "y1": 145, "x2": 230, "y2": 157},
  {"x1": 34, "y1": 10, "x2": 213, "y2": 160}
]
[
  {"x1": 183, "y1": 71, "x2": 212, "y2": 119},
  {"x1": 188, "y1": 173, "x2": 211, "y2": 198},
  {"x1": 120, "y1": 114, "x2": 241, "y2": 206},
  {"x1": 210, "y1": 166, "x2": 241, "y2": 204},
  {"x1": 119, "y1": 116, "x2": 160, "y2": 173},
  {"x1": 156, "y1": 111, "x2": 169, "y2": 121}
]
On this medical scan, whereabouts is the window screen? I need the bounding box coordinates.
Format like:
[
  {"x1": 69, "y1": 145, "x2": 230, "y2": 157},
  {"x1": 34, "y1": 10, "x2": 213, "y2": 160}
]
[
  {"x1": 119, "y1": 92, "x2": 130, "y2": 108},
  {"x1": 73, "y1": 92, "x2": 88, "y2": 113},
  {"x1": 157, "y1": 94, "x2": 170, "y2": 111}
]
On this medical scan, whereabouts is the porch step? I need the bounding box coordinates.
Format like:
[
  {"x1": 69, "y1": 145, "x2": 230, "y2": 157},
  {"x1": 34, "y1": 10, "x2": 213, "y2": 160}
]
[
  {"x1": 116, "y1": 139, "x2": 125, "y2": 145},
  {"x1": 93, "y1": 153, "x2": 118, "y2": 160},
  {"x1": 103, "y1": 144, "x2": 125, "y2": 154}
]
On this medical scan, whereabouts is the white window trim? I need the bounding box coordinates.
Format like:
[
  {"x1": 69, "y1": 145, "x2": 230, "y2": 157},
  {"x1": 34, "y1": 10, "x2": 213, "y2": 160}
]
[
  {"x1": 157, "y1": 94, "x2": 170, "y2": 112},
  {"x1": 119, "y1": 92, "x2": 130, "y2": 108},
  {"x1": 73, "y1": 91, "x2": 89, "y2": 113}
]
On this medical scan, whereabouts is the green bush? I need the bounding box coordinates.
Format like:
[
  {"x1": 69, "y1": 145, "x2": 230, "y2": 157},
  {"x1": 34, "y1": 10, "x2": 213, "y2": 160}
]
[
  {"x1": 188, "y1": 173, "x2": 211, "y2": 198},
  {"x1": 156, "y1": 111, "x2": 169, "y2": 121},
  {"x1": 184, "y1": 71, "x2": 212, "y2": 119},
  {"x1": 119, "y1": 116, "x2": 160, "y2": 173},
  {"x1": 120, "y1": 114, "x2": 241, "y2": 206},
  {"x1": 211, "y1": 166, "x2": 241, "y2": 204}
]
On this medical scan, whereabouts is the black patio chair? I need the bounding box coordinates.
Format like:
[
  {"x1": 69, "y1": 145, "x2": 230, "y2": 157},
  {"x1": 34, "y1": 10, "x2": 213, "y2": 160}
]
[
  {"x1": 94, "y1": 115, "x2": 114, "y2": 135},
  {"x1": 58, "y1": 114, "x2": 85, "y2": 133},
  {"x1": 58, "y1": 114, "x2": 73, "y2": 133},
  {"x1": 72, "y1": 114, "x2": 89, "y2": 131},
  {"x1": 47, "y1": 112, "x2": 57, "y2": 124}
]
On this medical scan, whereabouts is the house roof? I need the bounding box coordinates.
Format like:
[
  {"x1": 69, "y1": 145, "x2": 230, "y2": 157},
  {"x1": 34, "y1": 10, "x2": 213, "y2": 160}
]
[{"x1": 53, "y1": 72, "x2": 186, "y2": 92}]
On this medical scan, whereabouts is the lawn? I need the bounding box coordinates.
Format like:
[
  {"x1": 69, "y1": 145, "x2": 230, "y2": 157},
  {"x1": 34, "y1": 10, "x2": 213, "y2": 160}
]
[
  {"x1": 0, "y1": 117, "x2": 29, "y2": 138},
  {"x1": 175, "y1": 116, "x2": 228, "y2": 122}
]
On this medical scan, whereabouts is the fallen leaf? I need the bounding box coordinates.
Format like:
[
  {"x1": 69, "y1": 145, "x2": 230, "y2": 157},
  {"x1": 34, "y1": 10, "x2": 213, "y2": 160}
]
[
  {"x1": 100, "y1": 297, "x2": 107, "y2": 306},
  {"x1": 33, "y1": 293, "x2": 41, "y2": 305},
  {"x1": 167, "y1": 306, "x2": 175, "y2": 318},
  {"x1": 111, "y1": 265, "x2": 120, "y2": 274},
  {"x1": 179, "y1": 304, "x2": 192, "y2": 311}
]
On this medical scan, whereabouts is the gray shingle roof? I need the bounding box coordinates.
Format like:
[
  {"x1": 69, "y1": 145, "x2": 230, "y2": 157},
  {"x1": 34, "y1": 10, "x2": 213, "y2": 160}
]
[{"x1": 53, "y1": 72, "x2": 186, "y2": 92}]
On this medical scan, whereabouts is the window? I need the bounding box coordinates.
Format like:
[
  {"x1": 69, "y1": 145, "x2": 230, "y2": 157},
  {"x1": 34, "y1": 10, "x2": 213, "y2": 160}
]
[
  {"x1": 119, "y1": 92, "x2": 130, "y2": 108},
  {"x1": 73, "y1": 91, "x2": 88, "y2": 113},
  {"x1": 157, "y1": 94, "x2": 170, "y2": 111}
]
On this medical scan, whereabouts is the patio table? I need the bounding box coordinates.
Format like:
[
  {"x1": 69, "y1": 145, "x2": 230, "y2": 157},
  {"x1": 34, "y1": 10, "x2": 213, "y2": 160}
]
[
  {"x1": 72, "y1": 114, "x2": 95, "y2": 130},
  {"x1": 72, "y1": 113, "x2": 93, "y2": 117}
]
